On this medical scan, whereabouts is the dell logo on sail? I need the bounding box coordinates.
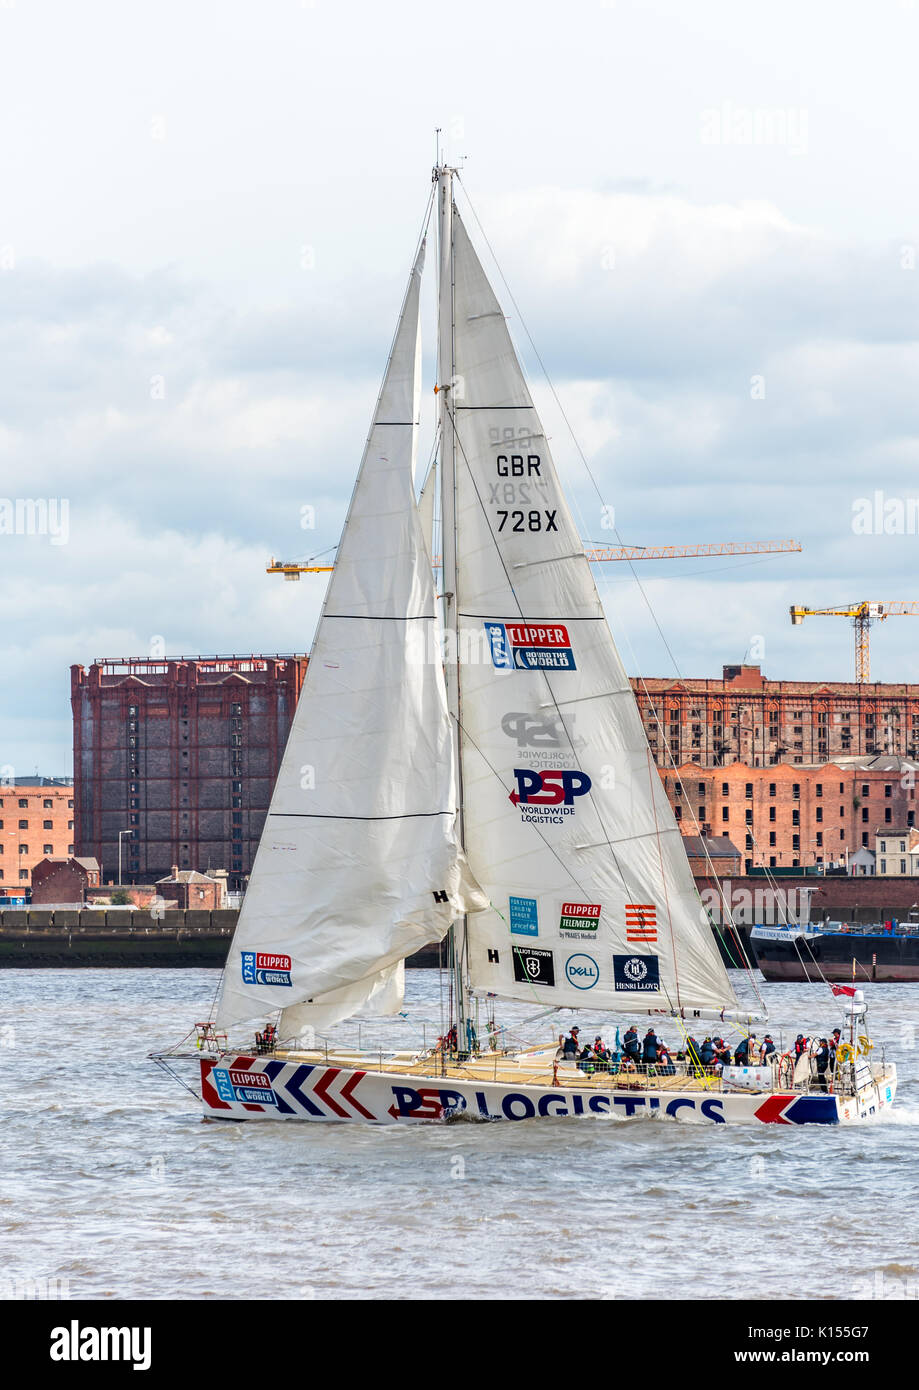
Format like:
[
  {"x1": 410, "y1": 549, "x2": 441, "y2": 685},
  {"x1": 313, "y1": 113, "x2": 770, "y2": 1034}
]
[{"x1": 565, "y1": 954, "x2": 599, "y2": 989}]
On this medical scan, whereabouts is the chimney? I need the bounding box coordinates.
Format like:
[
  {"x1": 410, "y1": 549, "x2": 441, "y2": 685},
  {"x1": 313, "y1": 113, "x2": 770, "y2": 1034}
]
[{"x1": 171, "y1": 864, "x2": 179, "y2": 878}]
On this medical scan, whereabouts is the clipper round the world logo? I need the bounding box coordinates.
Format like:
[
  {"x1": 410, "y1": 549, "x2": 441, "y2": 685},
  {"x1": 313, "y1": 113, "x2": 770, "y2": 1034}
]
[
  {"x1": 241, "y1": 951, "x2": 292, "y2": 987},
  {"x1": 485, "y1": 621, "x2": 576, "y2": 671}
]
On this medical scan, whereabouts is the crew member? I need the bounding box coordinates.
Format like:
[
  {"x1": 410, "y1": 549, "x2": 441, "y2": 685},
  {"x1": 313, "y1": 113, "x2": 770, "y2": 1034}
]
[
  {"x1": 814, "y1": 1038, "x2": 831, "y2": 1091},
  {"x1": 622, "y1": 1026, "x2": 641, "y2": 1064}
]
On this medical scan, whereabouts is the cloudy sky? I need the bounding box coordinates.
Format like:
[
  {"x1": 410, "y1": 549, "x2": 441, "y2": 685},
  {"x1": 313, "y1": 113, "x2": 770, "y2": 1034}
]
[{"x1": 3, "y1": 0, "x2": 919, "y2": 773}]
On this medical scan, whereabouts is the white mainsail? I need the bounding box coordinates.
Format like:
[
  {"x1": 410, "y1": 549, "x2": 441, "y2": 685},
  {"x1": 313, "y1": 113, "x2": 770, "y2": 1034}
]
[
  {"x1": 216, "y1": 240, "x2": 486, "y2": 1032},
  {"x1": 445, "y1": 204, "x2": 749, "y2": 1021}
]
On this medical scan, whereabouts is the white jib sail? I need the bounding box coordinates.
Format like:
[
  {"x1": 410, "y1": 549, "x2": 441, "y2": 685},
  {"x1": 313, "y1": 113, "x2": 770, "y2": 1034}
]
[
  {"x1": 447, "y1": 207, "x2": 747, "y2": 1020},
  {"x1": 216, "y1": 240, "x2": 486, "y2": 1032}
]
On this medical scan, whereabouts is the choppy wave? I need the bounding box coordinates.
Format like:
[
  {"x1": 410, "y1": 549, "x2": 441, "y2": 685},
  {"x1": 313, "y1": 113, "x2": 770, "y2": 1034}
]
[{"x1": 0, "y1": 966, "x2": 917, "y2": 1299}]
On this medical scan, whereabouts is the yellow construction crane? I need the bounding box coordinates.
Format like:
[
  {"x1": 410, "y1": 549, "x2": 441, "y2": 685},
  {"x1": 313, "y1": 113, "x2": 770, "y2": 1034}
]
[
  {"x1": 268, "y1": 538, "x2": 802, "y2": 581},
  {"x1": 790, "y1": 601, "x2": 919, "y2": 683}
]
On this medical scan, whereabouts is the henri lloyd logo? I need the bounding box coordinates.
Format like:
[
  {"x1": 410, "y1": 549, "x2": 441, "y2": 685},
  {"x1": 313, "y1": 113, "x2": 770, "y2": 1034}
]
[
  {"x1": 485, "y1": 621, "x2": 576, "y2": 671},
  {"x1": 614, "y1": 954, "x2": 660, "y2": 992},
  {"x1": 560, "y1": 901, "x2": 600, "y2": 937},
  {"x1": 509, "y1": 768, "x2": 591, "y2": 825},
  {"x1": 241, "y1": 951, "x2": 292, "y2": 987},
  {"x1": 512, "y1": 946, "x2": 555, "y2": 987}
]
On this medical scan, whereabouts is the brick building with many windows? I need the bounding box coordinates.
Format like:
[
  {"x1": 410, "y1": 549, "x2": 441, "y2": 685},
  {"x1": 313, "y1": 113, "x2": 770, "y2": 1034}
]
[
  {"x1": 0, "y1": 777, "x2": 75, "y2": 894},
  {"x1": 633, "y1": 664, "x2": 919, "y2": 768},
  {"x1": 661, "y1": 756, "x2": 918, "y2": 874},
  {"x1": 72, "y1": 656, "x2": 308, "y2": 890}
]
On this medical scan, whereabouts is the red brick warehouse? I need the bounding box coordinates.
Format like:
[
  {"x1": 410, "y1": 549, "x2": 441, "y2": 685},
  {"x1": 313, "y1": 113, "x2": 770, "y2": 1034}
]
[
  {"x1": 72, "y1": 655, "x2": 308, "y2": 891},
  {"x1": 632, "y1": 664, "x2": 919, "y2": 768}
]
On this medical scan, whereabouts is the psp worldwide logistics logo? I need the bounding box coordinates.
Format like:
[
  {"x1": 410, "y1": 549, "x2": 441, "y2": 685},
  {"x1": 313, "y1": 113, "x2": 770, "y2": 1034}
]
[
  {"x1": 241, "y1": 951, "x2": 292, "y2": 987},
  {"x1": 509, "y1": 768, "x2": 591, "y2": 825}
]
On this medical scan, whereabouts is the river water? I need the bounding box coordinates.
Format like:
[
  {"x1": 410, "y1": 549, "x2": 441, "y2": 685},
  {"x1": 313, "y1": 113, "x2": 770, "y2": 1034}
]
[{"x1": 0, "y1": 967, "x2": 917, "y2": 1301}]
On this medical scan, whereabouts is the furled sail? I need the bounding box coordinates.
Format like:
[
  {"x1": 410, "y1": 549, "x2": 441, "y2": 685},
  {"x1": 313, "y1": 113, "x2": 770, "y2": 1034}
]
[
  {"x1": 216, "y1": 241, "x2": 486, "y2": 1031},
  {"x1": 447, "y1": 207, "x2": 749, "y2": 1020}
]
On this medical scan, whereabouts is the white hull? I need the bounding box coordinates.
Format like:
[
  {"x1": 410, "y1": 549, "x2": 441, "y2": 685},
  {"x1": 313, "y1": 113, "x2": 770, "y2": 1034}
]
[{"x1": 200, "y1": 1055, "x2": 897, "y2": 1126}]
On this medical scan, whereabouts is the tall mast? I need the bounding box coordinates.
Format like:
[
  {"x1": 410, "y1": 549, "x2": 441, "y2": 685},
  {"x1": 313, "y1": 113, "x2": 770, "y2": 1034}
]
[{"x1": 436, "y1": 163, "x2": 469, "y2": 1051}]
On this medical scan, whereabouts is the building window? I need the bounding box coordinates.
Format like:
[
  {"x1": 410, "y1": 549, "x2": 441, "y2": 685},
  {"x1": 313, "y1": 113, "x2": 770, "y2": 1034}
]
[
  {"x1": 232, "y1": 812, "x2": 242, "y2": 825},
  {"x1": 769, "y1": 831, "x2": 776, "y2": 846},
  {"x1": 816, "y1": 832, "x2": 823, "y2": 847},
  {"x1": 43, "y1": 844, "x2": 52, "y2": 854},
  {"x1": 43, "y1": 799, "x2": 52, "y2": 809},
  {"x1": 816, "y1": 807, "x2": 823, "y2": 822},
  {"x1": 769, "y1": 807, "x2": 776, "y2": 822},
  {"x1": 68, "y1": 821, "x2": 73, "y2": 830},
  {"x1": 43, "y1": 819, "x2": 52, "y2": 829},
  {"x1": 900, "y1": 840, "x2": 906, "y2": 852},
  {"x1": 881, "y1": 859, "x2": 887, "y2": 873},
  {"x1": 885, "y1": 784, "x2": 892, "y2": 798},
  {"x1": 769, "y1": 856, "x2": 777, "y2": 867},
  {"x1": 815, "y1": 784, "x2": 823, "y2": 797},
  {"x1": 768, "y1": 783, "x2": 776, "y2": 798},
  {"x1": 18, "y1": 870, "x2": 27, "y2": 881},
  {"x1": 792, "y1": 835, "x2": 800, "y2": 851},
  {"x1": 18, "y1": 820, "x2": 27, "y2": 829},
  {"x1": 231, "y1": 702, "x2": 242, "y2": 715},
  {"x1": 721, "y1": 806, "x2": 729, "y2": 822},
  {"x1": 745, "y1": 809, "x2": 753, "y2": 825},
  {"x1": 901, "y1": 859, "x2": 907, "y2": 873},
  {"x1": 18, "y1": 845, "x2": 28, "y2": 855},
  {"x1": 792, "y1": 783, "x2": 800, "y2": 799},
  {"x1": 745, "y1": 783, "x2": 753, "y2": 799},
  {"x1": 792, "y1": 810, "x2": 800, "y2": 826},
  {"x1": 862, "y1": 808, "x2": 869, "y2": 823},
  {"x1": 861, "y1": 784, "x2": 869, "y2": 797},
  {"x1": 885, "y1": 809, "x2": 892, "y2": 824},
  {"x1": 721, "y1": 783, "x2": 729, "y2": 797},
  {"x1": 18, "y1": 799, "x2": 27, "y2": 808}
]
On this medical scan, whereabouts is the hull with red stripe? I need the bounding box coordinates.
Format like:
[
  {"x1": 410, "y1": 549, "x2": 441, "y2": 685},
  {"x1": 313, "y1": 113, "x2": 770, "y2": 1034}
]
[{"x1": 200, "y1": 1057, "x2": 897, "y2": 1126}]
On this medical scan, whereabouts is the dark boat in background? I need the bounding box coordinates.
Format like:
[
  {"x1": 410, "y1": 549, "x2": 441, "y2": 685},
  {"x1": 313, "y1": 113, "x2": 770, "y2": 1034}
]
[{"x1": 751, "y1": 921, "x2": 919, "y2": 982}]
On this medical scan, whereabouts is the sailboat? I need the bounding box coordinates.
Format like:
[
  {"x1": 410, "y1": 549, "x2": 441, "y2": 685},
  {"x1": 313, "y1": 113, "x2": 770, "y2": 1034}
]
[{"x1": 155, "y1": 165, "x2": 897, "y2": 1126}]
